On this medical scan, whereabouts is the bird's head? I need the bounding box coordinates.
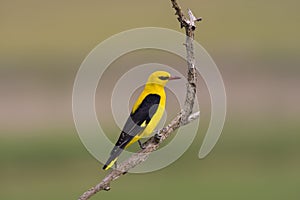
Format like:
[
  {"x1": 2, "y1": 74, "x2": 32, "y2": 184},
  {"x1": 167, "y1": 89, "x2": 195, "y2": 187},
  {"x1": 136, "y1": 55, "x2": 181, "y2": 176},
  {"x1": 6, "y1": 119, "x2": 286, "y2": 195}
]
[{"x1": 147, "y1": 71, "x2": 181, "y2": 87}]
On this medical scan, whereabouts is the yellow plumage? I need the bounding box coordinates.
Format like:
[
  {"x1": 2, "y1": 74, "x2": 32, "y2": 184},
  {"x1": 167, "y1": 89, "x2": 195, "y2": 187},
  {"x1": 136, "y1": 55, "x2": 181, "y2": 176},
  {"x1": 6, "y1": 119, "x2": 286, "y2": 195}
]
[{"x1": 103, "y1": 71, "x2": 180, "y2": 170}]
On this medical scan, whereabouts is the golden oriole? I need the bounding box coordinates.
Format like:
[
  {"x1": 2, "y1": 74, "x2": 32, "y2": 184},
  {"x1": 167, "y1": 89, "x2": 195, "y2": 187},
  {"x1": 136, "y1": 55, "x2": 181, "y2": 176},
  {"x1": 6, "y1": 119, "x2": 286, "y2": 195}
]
[{"x1": 103, "y1": 71, "x2": 180, "y2": 170}]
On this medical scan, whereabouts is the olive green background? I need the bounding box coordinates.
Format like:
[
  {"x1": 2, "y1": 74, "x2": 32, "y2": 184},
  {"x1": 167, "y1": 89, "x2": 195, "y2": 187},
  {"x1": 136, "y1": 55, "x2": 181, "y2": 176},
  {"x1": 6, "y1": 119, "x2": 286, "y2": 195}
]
[{"x1": 1, "y1": 0, "x2": 299, "y2": 199}]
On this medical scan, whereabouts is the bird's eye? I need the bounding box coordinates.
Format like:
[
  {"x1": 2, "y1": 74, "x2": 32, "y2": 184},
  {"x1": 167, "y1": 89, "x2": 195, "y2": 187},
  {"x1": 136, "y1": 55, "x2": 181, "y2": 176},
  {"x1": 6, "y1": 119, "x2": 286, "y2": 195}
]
[{"x1": 158, "y1": 76, "x2": 169, "y2": 80}]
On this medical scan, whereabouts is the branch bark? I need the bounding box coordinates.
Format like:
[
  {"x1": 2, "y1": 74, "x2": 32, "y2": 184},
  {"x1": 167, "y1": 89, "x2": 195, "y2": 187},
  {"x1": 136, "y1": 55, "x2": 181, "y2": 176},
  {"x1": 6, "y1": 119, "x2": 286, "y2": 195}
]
[
  {"x1": 78, "y1": 1, "x2": 201, "y2": 199},
  {"x1": 78, "y1": 111, "x2": 199, "y2": 200},
  {"x1": 171, "y1": 0, "x2": 201, "y2": 124}
]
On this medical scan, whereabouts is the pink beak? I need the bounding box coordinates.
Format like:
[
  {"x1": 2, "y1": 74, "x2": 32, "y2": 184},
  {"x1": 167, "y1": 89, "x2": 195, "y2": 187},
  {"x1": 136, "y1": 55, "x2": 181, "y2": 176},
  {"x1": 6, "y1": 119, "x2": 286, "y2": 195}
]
[{"x1": 169, "y1": 76, "x2": 181, "y2": 80}]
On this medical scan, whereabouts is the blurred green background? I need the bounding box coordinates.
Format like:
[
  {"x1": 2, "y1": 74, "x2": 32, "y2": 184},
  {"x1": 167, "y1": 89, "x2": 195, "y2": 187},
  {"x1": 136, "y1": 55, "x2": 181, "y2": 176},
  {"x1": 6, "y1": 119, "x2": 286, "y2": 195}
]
[{"x1": 1, "y1": 0, "x2": 300, "y2": 199}]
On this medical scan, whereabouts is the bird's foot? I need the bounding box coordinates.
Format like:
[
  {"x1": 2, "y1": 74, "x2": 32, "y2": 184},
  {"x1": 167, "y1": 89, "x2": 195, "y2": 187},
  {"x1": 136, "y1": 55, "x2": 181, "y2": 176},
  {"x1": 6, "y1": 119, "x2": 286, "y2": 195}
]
[
  {"x1": 138, "y1": 140, "x2": 145, "y2": 149},
  {"x1": 154, "y1": 133, "x2": 162, "y2": 143},
  {"x1": 114, "y1": 161, "x2": 118, "y2": 169}
]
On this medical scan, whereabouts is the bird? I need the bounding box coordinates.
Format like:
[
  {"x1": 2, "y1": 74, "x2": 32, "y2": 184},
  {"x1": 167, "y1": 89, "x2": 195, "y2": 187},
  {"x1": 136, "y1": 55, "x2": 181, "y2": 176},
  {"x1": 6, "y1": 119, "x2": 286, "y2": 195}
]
[{"x1": 102, "y1": 71, "x2": 180, "y2": 170}]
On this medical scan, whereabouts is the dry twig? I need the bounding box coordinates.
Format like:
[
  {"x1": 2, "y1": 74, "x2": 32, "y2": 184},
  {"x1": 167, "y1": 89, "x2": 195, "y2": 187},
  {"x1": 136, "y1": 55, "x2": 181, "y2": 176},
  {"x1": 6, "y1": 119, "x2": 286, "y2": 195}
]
[{"x1": 78, "y1": 1, "x2": 201, "y2": 199}]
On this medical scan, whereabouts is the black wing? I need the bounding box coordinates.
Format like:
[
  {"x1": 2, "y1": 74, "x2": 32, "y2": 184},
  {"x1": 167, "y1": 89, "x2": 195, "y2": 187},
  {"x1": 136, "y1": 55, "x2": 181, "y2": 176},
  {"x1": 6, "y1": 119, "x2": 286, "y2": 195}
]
[{"x1": 114, "y1": 94, "x2": 161, "y2": 149}]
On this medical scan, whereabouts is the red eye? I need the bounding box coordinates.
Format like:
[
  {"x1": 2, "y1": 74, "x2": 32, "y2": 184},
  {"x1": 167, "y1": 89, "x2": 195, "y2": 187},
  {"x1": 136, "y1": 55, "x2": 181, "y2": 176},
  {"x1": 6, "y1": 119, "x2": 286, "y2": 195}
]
[{"x1": 158, "y1": 76, "x2": 169, "y2": 80}]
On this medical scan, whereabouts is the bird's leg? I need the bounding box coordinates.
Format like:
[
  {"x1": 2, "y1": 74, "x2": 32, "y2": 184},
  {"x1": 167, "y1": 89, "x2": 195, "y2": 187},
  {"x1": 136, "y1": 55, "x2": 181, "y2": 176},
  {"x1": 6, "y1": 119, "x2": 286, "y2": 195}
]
[
  {"x1": 138, "y1": 140, "x2": 145, "y2": 149},
  {"x1": 154, "y1": 132, "x2": 162, "y2": 143}
]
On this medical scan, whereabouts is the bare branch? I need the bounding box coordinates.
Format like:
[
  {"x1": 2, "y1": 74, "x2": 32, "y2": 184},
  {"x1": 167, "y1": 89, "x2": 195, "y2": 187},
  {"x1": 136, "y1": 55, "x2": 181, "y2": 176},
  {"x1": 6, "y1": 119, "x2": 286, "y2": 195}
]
[
  {"x1": 171, "y1": 0, "x2": 201, "y2": 124},
  {"x1": 171, "y1": 0, "x2": 188, "y2": 28},
  {"x1": 187, "y1": 9, "x2": 202, "y2": 30},
  {"x1": 78, "y1": 111, "x2": 199, "y2": 200},
  {"x1": 171, "y1": 0, "x2": 202, "y2": 34},
  {"x1": 78, "y1": 1, "x2": 201, "y2": 199}
]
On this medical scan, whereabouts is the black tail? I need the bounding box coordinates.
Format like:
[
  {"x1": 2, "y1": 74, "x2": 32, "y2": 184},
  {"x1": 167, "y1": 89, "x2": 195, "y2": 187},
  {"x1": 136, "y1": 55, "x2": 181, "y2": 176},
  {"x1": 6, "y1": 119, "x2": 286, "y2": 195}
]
[
  {"x1": 103, "y1": 131, "x2": 133, "y2": 170},
  {"x1": 102, "y1": 146, "x2": 124, "y2": 170}
]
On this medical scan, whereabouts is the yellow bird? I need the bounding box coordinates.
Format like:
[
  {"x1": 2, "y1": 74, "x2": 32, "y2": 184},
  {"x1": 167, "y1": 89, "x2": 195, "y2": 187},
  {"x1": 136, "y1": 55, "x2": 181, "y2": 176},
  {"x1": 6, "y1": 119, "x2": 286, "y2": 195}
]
[{"x1": 103, "y1": 71, "x2": 180, "y2": 170}]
